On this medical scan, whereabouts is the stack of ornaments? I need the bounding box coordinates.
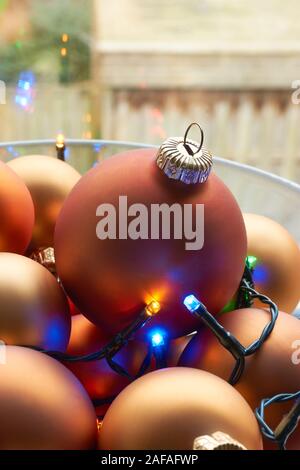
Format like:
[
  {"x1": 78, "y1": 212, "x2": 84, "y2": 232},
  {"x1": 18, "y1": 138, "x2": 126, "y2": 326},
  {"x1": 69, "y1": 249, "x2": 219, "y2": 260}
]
[{"x1": 0, "y1": 125, "x2": 299, "y2": 450}]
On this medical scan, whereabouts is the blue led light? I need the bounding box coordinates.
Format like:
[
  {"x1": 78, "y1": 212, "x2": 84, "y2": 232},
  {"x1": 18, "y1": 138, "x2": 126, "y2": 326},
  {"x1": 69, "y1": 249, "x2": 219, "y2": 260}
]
[
  {"x1": 20, "y1": 97, "x2": 28, "y2": 107},
  {"x1": 64, "y1": 147, "x2": 70, "y2": 160},
  {"x1": 93, "y1": 143, "x2": 103, "y2": 152},
  {"x1": 151, "y1": 332, "x2": 165, "y2": 347},
  {"x1": 183, "y1": 294, "x2": 201, "y2": 312},
  {"x1": 15, "y1": 71, "x2": 36, "y2": 111}
]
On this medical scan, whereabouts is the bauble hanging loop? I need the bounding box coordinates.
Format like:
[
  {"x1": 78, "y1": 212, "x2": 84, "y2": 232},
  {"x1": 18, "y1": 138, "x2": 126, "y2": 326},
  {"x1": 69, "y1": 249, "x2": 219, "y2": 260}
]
[
  {"x1": 183, "y1": 122, "x2": 204, "y2": 154},
  {"x1": 156, "y1": 122, "x2": 212, "y2": 184}
]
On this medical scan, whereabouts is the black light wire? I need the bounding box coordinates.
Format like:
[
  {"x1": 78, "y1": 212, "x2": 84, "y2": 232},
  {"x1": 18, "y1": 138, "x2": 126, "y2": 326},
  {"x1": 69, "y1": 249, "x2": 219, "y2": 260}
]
[
  {"x1": 21, "y1": 261, "x2": 279, "y2": 411},
  {"x1": 229, "y1": 270, "x2": 279, "y2": 383},
  {"x1": 236, "y1": 261, "x2": 255, "y2": 308},
  {"x1": 92, "y1": 340, "x2": 155, "y2": 410},
  {"x1": 187, "y1": 263, "x2": 279, "y2": 385},
  {"x1": 21, "y1": 306, "x2": 157, "y2": 382},
  {"x1": 24, "y1": 262, "x2": 278, "y2": 385},
  {"x1": 152, "y1": 342, "x2": 168, "y2": 370},
  {"x1": 255, "y1": 391, "x2": 300, "y2": 450},
  {"x1": 22, "y1": 304, "x2": 160, "y2": 413}
]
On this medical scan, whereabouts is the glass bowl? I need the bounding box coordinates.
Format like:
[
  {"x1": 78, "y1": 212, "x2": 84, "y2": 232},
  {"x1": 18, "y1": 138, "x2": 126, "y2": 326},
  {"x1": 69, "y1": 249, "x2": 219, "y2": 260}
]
[{"x1": 1, "y1": 138, "x2": 299, "y2": 242}]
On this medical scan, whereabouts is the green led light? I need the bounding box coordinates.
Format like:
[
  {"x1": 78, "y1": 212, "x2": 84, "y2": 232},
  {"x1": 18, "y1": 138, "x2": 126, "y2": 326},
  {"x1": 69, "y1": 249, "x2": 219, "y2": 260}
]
[
  {"x1": 246, "y1": 255, "x2": 258, "y2": 270},
  {"x1": 220, "y1": 296, "x2": 237, "y2": 314}
]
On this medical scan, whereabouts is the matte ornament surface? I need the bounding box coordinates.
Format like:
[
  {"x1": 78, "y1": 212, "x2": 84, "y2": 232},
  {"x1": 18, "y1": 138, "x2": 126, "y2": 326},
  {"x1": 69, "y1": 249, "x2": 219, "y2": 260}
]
[
  {"x1": 8, "y1": 155, "x2": 81, "y2": 250},
  {"x1": 244, "y1": 213, "x2": 300, "y2": 313},
  {"x1": 98, "y1": 368, "x2": 262, "y2": 450},
  {"x1": 0, "y1": 253, "x2": 70, "y2": 350},
  {"x1": 55, "y1": 148, "x2": 247, "y2": 338},
  {"x1": 179, "y1": 308, "x2": 300, "y2": 449},
  {"x1": 0, "y1": 161, "x2": 34, "y2": 254},
  {"x1": 0, "y1": 346, "x2": 97, "y2": 449}
]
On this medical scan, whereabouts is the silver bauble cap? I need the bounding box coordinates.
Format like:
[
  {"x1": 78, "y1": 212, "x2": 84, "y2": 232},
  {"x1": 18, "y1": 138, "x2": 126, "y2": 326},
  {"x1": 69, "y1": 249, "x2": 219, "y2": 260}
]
[
  {"x1": 193, "y1": 431, "x2": 247, "y2": 451},
  {"x1": 156, "y1": 123, "x2": 213, "y2": 184},
  {"x1": 30, "y1": 247, "x2": 56, "y2": 275}
]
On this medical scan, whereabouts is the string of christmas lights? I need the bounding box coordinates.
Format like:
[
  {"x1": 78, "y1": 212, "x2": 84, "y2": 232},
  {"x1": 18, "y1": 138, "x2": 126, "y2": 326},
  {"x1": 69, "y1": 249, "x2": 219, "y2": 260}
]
[
  {"x1": 28, "y1": 225, "x2": 280, "y2": 415},
  {"x1": 27, "y1": 251, "x2": 278, "y2": 388},
  {"x1": 183, "y1": 263, "x2": 279, "y2": 385},
  {"x1": 151, "y1": 332, "x2": 168, "y2": 369},
  {"x1": 256, "y1": 391, "x2": 300, "y2": 450},
  {"x1": 23, "y1": 300, "x2": 161, "y2": 368},
  {"x1": 56, "y1": 134, "x2": 66, "y2": 161}
]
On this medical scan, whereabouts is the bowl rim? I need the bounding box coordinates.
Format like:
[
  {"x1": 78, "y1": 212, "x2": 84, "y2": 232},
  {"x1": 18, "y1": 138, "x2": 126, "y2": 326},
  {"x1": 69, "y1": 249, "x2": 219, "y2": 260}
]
[{"x1": 1, "y1": 138, "x2": 299, "y2": 193}]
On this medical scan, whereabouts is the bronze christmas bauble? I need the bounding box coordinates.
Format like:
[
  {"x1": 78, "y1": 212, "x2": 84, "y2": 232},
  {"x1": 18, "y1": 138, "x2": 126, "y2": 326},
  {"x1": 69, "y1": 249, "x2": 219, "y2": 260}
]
[
  {"x1": 8, "y1": 155, "x2": 81, "y2": 250},
  {"x1": 0, "y1": 160, "x2": 34, "y2": 254},
  {"x1": 68, "y1": 297, "x2": 81, "y2": 316},
  {"x1": 0, "y1": 346, "x2": 97, "y2": 449},
  {"x1": 66, "y1": 314, "x2": 151, "y2": 406},
  {"x1": 167, "y1": 334, "x2": 195, "y2": 367},
  {"x1": 179, "y1": 308, "x2": 300, "y2": 449},
  {"x1": 98, "y1": 367, "x2": 262, "y2": 450},
  {"x1": 0, "y1": 252, "x2": 70, "y2": 350},
  {"x1": 55, "y1": 146, "x2": 246, "y2": 338},
  {"x1": 244, "y1": 213, "x2": 300, "y2": 313}
]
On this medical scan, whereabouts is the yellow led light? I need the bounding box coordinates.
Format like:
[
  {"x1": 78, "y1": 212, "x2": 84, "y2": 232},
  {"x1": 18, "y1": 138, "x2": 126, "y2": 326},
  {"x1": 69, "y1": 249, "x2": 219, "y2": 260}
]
[
  {"x1": 56, "y1": 133, "x2": 65, "y2": 148},
  {"x1": 61, "y1": 47, "x2": 67, "y2": 57},
  {"x1": 62, "y1": 33, "x2": 69, "y2": 43},
  {"x1": 85, "y1": 131, "x2": 92, "y2": 139},
  {"x1": 145, "y1": 300, "x2": 161, "y2": 317}
]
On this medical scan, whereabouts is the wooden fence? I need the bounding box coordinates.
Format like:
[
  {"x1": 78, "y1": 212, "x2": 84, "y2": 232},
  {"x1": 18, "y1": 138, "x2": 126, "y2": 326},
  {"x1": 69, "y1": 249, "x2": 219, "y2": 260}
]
[
  {"x1": 1, "y1": 82, "x2": 300, "y2": 182},
  {"x1": 0, "y1": 82, "x2": 92, "y2": 141},
  {"x1": 105, "y1": 88, "x2": 300, "y2": 183}
]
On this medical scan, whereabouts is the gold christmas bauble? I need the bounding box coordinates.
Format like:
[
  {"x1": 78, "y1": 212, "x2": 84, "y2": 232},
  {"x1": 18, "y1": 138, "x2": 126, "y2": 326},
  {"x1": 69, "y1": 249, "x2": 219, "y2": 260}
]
[
  {"x1": 0, "y1": 346, "x2": 98, "y2": 449},
  {"x1": 0, "y1": 160, "x2": 34, "y2": 254},
  {"x1": 98, "y1": 367, "x2": 262, "y2": 450},
  {"x1": 179, "y1": 308, "x2": 300, "y2": 449},
  {"x1": 0, "y1": 252, "x2": 70, "y2": 350},
  {"x1": 8, "y1": 155, "x2": 81, "y2": 250},
  {"x1": 244, "y1": 213, "x2": 300, "y2": 313}
]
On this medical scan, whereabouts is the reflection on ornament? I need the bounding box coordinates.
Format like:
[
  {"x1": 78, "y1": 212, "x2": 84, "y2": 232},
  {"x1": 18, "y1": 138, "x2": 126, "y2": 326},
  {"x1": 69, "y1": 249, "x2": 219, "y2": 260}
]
[
  {"x1": 243, "y1": 213, "x2": 300, "y2": 313},
  {"x1": 0, "y1": 252, "x2": 70, "y2": 350},
  {"x1": 166, "y1": 333, "x2": 195, "y2": 367}
]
